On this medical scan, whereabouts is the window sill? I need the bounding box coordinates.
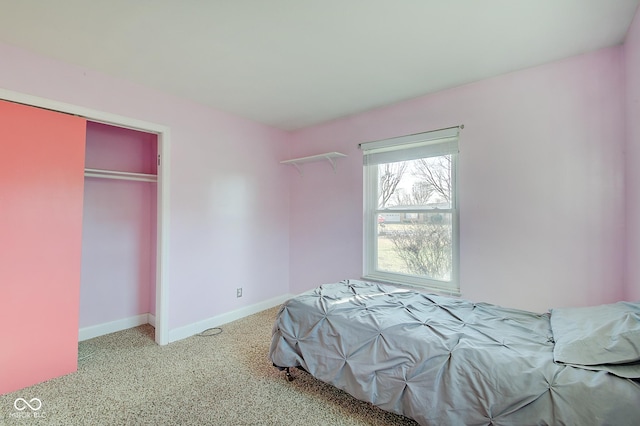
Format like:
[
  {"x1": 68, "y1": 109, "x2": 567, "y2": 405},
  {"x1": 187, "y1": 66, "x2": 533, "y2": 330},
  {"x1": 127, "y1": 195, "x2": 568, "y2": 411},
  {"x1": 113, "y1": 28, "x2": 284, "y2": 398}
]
[{"x1": 361, "y1": 273, "x2": 461, "y2": 297}]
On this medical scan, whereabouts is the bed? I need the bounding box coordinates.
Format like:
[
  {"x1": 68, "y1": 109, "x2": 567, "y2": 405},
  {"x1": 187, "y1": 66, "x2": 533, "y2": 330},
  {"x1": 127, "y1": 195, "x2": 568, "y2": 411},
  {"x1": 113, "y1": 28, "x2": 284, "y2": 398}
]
[{"x1": 269, "y1": 280, "x2": 640, "y2": 425}]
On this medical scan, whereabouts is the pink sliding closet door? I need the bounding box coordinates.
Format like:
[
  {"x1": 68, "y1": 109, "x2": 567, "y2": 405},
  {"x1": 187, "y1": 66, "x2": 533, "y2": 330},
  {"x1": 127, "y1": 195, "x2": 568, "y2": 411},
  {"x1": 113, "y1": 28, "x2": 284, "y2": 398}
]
[{"x1": 0, "y1": 99, "x2": 86, "y2": 394}]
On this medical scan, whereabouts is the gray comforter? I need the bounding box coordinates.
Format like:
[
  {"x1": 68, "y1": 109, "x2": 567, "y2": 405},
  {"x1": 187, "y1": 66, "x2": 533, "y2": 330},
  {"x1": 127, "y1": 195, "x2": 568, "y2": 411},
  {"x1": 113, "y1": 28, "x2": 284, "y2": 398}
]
[{"x1": 269, "y1": 280, "x2": 640, "y2": 425}]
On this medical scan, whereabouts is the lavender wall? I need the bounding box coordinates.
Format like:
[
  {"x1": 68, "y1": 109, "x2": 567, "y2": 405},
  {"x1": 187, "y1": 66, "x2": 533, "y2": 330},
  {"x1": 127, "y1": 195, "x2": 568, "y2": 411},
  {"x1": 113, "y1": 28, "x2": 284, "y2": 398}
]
[
  {"x1": 1, "y1": 19, "x2": 637, "y2": 333},
  {"x1": 290, "y1": 48, "x2": 627, "y2": 313},
  {"x1": 625, "y1": 9, "x2": 640, "y2": 302},
  {"x1": 0, "y1": 43, "x2": 291, "y2": 331},
  {"x1": 80, "y1": 122, "x2": 157, "y2": 328}
]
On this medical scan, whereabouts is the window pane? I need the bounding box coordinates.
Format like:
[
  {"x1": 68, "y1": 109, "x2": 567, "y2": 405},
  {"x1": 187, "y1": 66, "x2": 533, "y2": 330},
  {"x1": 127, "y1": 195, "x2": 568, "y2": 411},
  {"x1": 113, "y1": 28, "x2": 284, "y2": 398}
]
[
  {"x1": 378, "y1": 156, "x2": 452, "y2": 210},
  {"x1": 363, "y1": 129, "x2": 458, "y2": 292},
  {"x1": 377, "y1": 213, "x2": 452, "y2": 281}
]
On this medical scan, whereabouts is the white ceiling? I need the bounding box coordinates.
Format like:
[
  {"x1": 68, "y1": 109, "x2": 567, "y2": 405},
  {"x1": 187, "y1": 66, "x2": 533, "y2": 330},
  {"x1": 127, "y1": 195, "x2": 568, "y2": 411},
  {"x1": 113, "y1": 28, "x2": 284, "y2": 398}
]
[{"x1": 0, "y1": 0, "x2": 638, "y2": 130}]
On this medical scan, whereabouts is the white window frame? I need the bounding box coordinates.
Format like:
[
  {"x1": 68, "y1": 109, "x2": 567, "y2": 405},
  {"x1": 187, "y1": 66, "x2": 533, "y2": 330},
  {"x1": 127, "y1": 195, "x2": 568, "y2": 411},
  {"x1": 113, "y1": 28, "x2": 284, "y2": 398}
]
[{"x1": 361, "y1": 127, "x2": 460, "y2": 295}]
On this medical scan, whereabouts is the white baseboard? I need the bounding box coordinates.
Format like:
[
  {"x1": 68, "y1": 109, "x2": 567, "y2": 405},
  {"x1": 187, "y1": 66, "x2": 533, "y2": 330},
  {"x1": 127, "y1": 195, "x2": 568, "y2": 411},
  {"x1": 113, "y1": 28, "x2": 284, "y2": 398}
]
[
  {"x1": 79, "y1": 313, "x2": 156, "y2": 341},
  {"x1": 77, "y1": 293, "x2": 293, "y2": 344},
  {"x1": 168, "y1": 293, "x2": 294, "y2": 343}
]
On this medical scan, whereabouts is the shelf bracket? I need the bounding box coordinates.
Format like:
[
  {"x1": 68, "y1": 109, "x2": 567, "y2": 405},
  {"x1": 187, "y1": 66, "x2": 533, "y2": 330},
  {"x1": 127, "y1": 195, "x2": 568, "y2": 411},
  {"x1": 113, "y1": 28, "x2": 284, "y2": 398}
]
[
  {"x1": 326, "y1": 156, "x2": 338, "y2": 173},
  {"x1": 291, "y1": 163, "x2": 304, "y2": 176}
]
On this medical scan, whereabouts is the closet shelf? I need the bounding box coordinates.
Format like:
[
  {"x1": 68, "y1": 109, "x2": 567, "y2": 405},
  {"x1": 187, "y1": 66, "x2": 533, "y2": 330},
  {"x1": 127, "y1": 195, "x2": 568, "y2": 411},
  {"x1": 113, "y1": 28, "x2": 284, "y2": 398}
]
[
  {"x1": 280, "y1": 152, "x2": 347, "y2": 175},
  {"x1": 84, "y1": 168, "x2": 157, "y2": 182}
]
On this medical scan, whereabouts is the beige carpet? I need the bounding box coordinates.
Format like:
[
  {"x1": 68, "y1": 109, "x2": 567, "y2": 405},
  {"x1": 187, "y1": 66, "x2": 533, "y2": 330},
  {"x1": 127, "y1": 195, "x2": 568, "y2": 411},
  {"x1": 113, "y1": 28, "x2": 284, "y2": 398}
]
[{"x1": 0, "y1": 307, "x2": 417, "y2": 425}]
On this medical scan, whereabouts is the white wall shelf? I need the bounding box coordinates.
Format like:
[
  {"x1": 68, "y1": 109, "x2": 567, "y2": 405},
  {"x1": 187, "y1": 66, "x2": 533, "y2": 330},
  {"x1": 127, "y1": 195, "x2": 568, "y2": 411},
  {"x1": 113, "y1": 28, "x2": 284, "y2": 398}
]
[
  {"x1": 280, "y1": 152, "x2": 347, "y2": 175},
  {"x1": 84, "y1": 168, "x2": 158, "y2": 182}
]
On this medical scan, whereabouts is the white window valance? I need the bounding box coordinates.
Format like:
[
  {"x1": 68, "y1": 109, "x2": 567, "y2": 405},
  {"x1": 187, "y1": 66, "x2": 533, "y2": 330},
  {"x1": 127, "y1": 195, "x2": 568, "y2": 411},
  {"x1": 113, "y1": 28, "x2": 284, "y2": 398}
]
[{"x1": 360, "y1": 126, "x2": 460, "y2": 165}]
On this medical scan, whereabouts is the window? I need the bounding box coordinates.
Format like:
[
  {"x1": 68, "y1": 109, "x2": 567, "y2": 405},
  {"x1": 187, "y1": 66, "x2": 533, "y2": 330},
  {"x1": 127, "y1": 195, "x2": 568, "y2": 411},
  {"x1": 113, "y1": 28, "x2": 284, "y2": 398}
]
[{"x1": 361, "y1": 127, "x2": 460, "y2": 294}]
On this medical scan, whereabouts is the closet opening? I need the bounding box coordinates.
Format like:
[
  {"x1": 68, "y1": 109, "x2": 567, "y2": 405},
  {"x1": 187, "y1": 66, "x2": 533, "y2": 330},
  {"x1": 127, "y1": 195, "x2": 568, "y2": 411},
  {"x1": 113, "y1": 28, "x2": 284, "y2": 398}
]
[{"x1": 79, "y1": 121, "x2": 158, "y2": 344}]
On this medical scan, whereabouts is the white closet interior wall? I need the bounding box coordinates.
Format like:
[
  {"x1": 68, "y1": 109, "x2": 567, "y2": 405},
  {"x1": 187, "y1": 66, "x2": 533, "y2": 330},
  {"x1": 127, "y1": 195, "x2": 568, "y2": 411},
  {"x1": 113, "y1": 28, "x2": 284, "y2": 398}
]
[{"x1": 79, "y1": 121, "x2": 157, "y2": 334}]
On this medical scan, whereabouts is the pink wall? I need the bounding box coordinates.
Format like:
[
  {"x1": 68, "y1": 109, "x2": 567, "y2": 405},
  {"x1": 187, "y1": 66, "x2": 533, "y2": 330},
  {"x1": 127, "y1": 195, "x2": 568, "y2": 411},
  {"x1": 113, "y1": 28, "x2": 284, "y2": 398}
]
[
  {"x1": 290, "y1": 48, "x2": 627, "y2": 313},
  {"x1": 0, "y1": 43, "x2": 291, "y2": 331},
  {"x1": 80, "y1": 122, "x2": 157, "y2": 328},
  {"x1": 625, "y1": 7, "x2": 640, "y2": 302}
]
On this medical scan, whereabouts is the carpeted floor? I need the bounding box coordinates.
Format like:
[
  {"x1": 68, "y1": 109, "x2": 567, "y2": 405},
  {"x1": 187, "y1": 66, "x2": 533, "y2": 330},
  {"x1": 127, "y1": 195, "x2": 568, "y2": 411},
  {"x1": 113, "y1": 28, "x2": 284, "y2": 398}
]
[{"x1": 0, "y1": 307, "x2": 417, "y2": 425}]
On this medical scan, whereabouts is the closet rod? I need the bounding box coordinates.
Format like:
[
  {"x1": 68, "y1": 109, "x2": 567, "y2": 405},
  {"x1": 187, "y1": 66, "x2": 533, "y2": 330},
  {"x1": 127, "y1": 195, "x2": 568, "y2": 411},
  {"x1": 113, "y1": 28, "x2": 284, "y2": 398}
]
[{"x1": 84, "y1": 168, "x2": 157, "y2": 183}]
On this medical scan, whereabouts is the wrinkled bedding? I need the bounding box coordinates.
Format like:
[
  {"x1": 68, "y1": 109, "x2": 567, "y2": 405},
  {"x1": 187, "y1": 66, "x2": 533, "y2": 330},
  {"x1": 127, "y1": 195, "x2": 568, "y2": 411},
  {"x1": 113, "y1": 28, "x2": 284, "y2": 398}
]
[
  {"x1": 550, "y1": 302, "x2": 640, "y2": 379},
  {"x1": 269, "y1": 280, "x2": 640, "y2": 425}
]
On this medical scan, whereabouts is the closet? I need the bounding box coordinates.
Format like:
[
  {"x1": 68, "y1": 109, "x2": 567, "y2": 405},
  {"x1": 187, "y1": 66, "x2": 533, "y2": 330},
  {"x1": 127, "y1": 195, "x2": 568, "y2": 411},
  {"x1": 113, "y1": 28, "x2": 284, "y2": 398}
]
[
  {"x1": 0, "y1": 97, "x2": 165, "y2": 395},
  {"x1": 80, "y1": 122, "x2": 157, "y2": 339}
]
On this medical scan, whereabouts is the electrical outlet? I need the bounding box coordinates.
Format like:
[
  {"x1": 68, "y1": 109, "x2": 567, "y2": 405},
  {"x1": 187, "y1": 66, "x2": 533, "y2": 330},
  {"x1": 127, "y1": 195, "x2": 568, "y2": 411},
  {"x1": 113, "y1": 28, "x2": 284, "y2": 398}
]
[{"x1": 236, "y1": 288, "x2": 242, "y2": 298}]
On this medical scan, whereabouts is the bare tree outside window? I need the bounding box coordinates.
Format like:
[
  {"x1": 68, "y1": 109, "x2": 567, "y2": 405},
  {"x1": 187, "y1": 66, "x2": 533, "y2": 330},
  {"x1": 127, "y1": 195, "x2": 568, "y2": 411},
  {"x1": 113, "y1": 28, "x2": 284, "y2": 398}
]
[
  {"x1": 413, "y1": 156, "x2": 452, "y2": 204},
  {"x1": 389, "y1": 220, "x2": 452, "y2": 280},
  {"x1": 379, "y1": 162, "x2": 407, "y2": 208},
  {"x1": 411, "y1": 181, "x2": 434, "y2": 205},
  {"x1": 377, "y1": 156, "x2": 453, "y2": 280}
]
